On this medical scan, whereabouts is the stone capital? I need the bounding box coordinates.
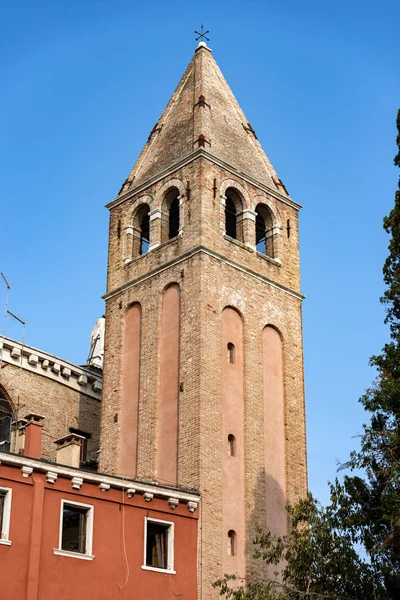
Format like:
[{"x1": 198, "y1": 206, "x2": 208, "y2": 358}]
[
  {"x1": 149, "y1": 208, "x2": 162, "y2": 221},
  {"x1": 241, "y1": 209, "x2": 257, "y2": 221}
]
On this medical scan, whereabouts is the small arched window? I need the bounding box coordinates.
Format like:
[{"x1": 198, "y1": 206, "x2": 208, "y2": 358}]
[
  {"x1": 139, "y1": 210, "x2": 150, "y2": 255},
  {"x1": 228, "y1": 530, "x2": 236, "y2": 556},
  {"x1": 227, "y1": 342, "x2": 235, "y2": 364},
  {"x1": 169, "y1": 196, "x2": 180, "y2": 239},
  {"x1": 132, "y1": 204, "x2": 150, "y2": 257},
  {"x1": 225, "y1": 197, "x2": 237, "y2": 239},
  {"x1": 162, "y1": 188, "x2": 180, "y2": 242},
  {"x1": 255, "y1": 204, "x2": 274, "y2": 258},
  {"x1": 228, "y1": 434, "x2": 236, "y2": 457},
  {"x1": 224, "y1": 188, "x2": 243, "y2": 242}
]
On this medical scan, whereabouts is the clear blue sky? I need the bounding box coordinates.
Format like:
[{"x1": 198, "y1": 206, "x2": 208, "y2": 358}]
[{"x1": 1, "y1": 0, "x2": 399, "y2": 504}]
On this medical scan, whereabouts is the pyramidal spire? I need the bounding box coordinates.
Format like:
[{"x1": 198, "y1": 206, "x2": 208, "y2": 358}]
[{"x1": 119, "y1": 44, "x2": 287, "y2": 196}]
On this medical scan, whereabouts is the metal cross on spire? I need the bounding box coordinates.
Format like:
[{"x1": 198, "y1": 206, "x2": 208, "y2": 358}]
[{"x1": 195, "y1": 24, "x2": 210, "y2": 43}]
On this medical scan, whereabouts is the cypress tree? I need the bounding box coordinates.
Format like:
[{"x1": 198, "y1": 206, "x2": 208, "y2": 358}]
[{"x1": 338, "y1": 110, "x2": 400, "y2": 597}]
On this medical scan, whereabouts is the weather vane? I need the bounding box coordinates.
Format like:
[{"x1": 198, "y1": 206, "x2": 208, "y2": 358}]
[{"x1": 195, "y1": 24, "x2": 210, "y2": 43}]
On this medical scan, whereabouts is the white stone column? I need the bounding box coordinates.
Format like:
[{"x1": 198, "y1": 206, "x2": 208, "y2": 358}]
[
  {"x1": 178, "y1": 195, "x2": 184, "y2": 235},
  {"x1": 240, "y1": 209, "x2": 257, "y2": 250},
  {"x1": 266, "y1": 225, "x2": 282, "y2": 260},
  {"x1": 149, "y1": 208, "x2": 162, "y2": 250},
  {"x1": 123, "y1": 226, "x2": 134, "y2": 264}
]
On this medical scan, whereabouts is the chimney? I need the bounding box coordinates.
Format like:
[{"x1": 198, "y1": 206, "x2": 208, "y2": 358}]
[
  {"x1": 54, "y1": 433, "x2": 85, "y2": 468},
  {"x1": 23, "y1": 414, "x2": 45, "y2": 458},
  {"x1": 10, "y1": 419, "x2": 27, "y2": 454}
]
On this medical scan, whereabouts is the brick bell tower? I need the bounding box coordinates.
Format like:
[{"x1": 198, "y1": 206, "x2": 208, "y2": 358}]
[{"x1": 100, "y1": 41, "x2": 307, "y2": 597}]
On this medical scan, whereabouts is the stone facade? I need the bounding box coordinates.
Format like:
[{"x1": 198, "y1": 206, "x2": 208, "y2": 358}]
[
  {"x1": 100, "y1": 43, "x2": 307, "y2": 598},
  {"x1": 0, "y1": 336, "x2": 101, "y2": 463}
]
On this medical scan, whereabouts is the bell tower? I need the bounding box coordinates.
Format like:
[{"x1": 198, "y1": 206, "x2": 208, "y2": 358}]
[{"x1": 100, "y1": 41, "x2": 307, "y2": 598}]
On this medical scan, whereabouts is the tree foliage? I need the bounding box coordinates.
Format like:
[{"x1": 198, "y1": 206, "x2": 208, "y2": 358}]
[
  {"x1": 337, "y1": 108, "x2": 400, "y2": 596},
  {"x1": 214, "y1": 492, "x2": 385, "y2": 600},
  {"x1": 214, "y1": 110, "x2": 400, "y2": 600}
]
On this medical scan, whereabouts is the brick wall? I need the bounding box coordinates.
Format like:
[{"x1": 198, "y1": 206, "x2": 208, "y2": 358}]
[
  {"x1": 0, "y1": 343, "x2": 101, "y2": 462},
  {"x1": 100, "y1": 158, "x2": 307, "y2": 600}
]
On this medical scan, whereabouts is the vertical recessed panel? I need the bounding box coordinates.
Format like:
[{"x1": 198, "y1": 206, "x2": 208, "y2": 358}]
[
  {"x1": 263, "y1": 326, "x2": 287, "y2": 536},
  {"x1": 222, "y1": 307, "x2": 245, "y2": 577},
  {"x1": 119, "y1": 303, "x2": 141, "y2": 477},
  {"x1": 158, "y1": 284, "x2": 180, "y2": 486}
]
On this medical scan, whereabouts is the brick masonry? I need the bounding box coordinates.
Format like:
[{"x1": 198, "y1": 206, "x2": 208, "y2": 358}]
[
  {"x1": 0, "y1": 339, "x2": 101, "y2": 462},
  {"x1": 100, "y1": 44, "x2": 307, "y2": 599}
]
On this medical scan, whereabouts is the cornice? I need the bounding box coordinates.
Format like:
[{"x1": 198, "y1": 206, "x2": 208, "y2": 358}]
[
  {"x1": 0, "y1": 451, "x2": 200, "y2": 510},
  {"x1": 0, "y1": 337, "x2": 102, "y2": 400},
  {"x1": 105, "y1": 148, "x2": 302, "y2": 212},
  {"x1": 103, "y1": 245, "x2": 304, "y2": 302}
]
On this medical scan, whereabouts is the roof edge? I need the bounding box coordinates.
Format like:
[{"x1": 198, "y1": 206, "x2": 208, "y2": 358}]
[{"x1": 106, "y1": 148, "x2": 302, "y2": 211}]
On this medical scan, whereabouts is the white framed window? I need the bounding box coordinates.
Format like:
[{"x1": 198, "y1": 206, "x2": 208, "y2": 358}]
[
  {"x1": 142, "y1": 517, "x2": 175, "y2": 574},
  {"x1": 53, "y1": 499, "x2": 94, "y2": 560},
  {"x1": 0, "y1": 486, "x2": 12, "y2": 546}
]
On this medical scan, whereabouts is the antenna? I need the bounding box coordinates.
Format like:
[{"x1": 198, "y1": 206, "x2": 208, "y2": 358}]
[{"x1": 0, "y1": 272, "x2": 11, "y2": 377}]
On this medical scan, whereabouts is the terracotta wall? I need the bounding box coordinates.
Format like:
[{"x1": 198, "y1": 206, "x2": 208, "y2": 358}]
[
  {"x1": 263, "y1": 326, "x2": 287, "y2": 536},
  {"x1": 158, "y1": 284, "x2": 180, "y2": 486},
  {"x1": 119, "y1": 302, "x2": 141, "y2": 477},
  {"x1": 0, "y1": 464, "x2": 198, "y2": 600},
  {"x1": 221, "y1": 307, "x2": 245, "y2": 578}
]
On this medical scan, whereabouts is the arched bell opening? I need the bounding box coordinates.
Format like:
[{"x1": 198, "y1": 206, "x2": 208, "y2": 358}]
[
  {"x1": 224, "y1": 188, "x2": 244, "y2": 242},
  {"x1": 161, "y1": 188, "x2": 180, "y2": 243},
  {"x1": 255, "y1": 203, "x2": 275, "y2": 258},
  {"x1": 132, "y1": 203, "x2": 151, "y2": 257}
]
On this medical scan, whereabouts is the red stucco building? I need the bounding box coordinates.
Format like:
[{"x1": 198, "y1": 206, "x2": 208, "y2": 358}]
[{"x1": 0, "y1": 419, "x2": 199, "y2": 599}]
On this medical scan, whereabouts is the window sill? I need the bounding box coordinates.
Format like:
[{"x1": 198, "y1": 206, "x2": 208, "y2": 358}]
[
  {"x1": 0, "y1": 539, "x2": 12, "y2": 546},
  {"x1": 123, "y1": 234, "x2": 181, "y2": 267},
  {"x1": 256, "y1": 251, "x2": 281, "y2": 267},
  {"x1": 223, "y1": 234, "x2": 250, "y2": 250},
  {"x1": 53, "y1": 548, "x2": 95, "y2": 561},
  {"x1": 223, "y1": 234, "x2": 281, "y2": 266},
  {"x1": 141, "y1": 565, "x2": 176, "y2": 575}
]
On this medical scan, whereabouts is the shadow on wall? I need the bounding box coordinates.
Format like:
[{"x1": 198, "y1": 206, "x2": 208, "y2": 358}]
[
  {"x1": 75, "y1": 388, "x2": 102, "y2": 470},
  {"x1": 0, "y1": 384, "x2": 14, "y2": 451},
  {"x1": 246, "y1": 469, "x2": 288, "y2": 584},
  {"x1": 0, "y1": 372, "x2": 101, "y2": 465}
]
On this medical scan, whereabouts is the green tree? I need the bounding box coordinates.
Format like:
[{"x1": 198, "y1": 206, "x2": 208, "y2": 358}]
[
  {"x1": 214, "y1": 492, "x2": 385, "y2": 600},
  {"x1": 214, "y1": 110, "x2": 400, "y2": 600},
  {"x1": 335, "y1": 108, "x2": 400, "y2": 597}
]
